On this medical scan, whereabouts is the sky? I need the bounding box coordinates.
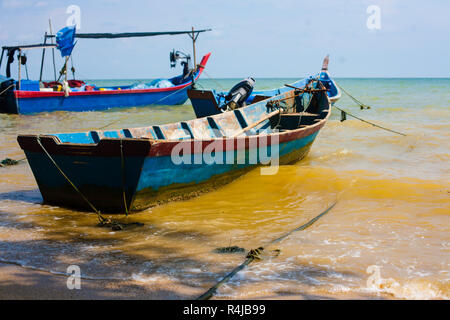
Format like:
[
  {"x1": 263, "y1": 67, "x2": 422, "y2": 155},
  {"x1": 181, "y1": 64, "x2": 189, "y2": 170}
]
[{"x1": 0, "y1": 0, "x2": 449, "y2": 79}]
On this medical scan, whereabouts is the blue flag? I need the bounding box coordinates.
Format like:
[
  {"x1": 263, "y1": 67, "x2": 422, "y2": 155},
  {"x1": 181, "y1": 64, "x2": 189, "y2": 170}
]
[{"x1": 56, "y1": 26, "x2": 76, "y2": 57}]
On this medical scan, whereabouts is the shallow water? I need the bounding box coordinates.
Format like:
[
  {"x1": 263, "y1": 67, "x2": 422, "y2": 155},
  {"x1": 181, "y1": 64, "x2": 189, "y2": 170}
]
[{"x1": 0, "y1": 78, "x2": 449, "y2": 299}]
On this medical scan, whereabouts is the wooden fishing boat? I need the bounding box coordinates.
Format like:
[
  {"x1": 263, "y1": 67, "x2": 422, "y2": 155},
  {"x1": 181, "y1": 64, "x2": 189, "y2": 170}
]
[
  {"x1": 0, "y1": 28, "x2": 211, "y2": 114},
  {"x1": 188, "y1": 55, "x2": 340, "y2": 118},
  {"x1": 17, "y1": 79, "x2": 331, "y2": 213}
]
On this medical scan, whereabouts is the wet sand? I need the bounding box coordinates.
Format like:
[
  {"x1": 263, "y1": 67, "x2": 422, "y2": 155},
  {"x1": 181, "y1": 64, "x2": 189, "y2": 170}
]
[
  {"x1": 0, "y1": 262, "x2": 391, "y2": 300},
  {"x1": 0, "y1": 262, "x2": 196, "y2": 300}
]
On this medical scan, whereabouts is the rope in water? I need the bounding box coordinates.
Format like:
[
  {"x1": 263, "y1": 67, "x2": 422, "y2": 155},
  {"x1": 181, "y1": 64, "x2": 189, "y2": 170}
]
[
  {"x1": 0, "y1": 157, "x2": 26, "y2": 167},
  {"x1": 196, "y1": 201, "x2": 338, "y2": 300},
  {"x1": 333, "y1": 105, "x2": 406, "y2": 136}
]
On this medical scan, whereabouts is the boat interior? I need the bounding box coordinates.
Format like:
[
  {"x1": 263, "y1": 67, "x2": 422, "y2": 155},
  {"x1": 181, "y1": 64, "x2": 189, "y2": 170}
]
[{"x1": 51, "y1": 85, "x2": 330, "y2": 145}]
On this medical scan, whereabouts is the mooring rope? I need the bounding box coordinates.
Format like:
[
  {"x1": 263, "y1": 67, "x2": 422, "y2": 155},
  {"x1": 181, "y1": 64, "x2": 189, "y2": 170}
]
[
  {"x1": 36, "y1": 136, "x2": 109, "y2": 224},
  {"x1": 0, "y1": 84, "x2": 15, "y2": 96},
  {"x1": 36, "y1": 135, "x2": 142, "y2": 230},
  {"x1": 196, "y1": 201, "x2": 338, "y2": 300},
  {"x1": 333, "y1": 105, "x2": 406, "y2": 136},
  {"x1": 0, "y1": 157, "x2": 26, "y2": 167},
  {"x1": 98, "y1": 83, "x2": 191, "y2": 130},
  {"x1": 202, "y1": 70, "x2": 227, "y2": 91},
  {"x1": 120, "y1": 139, "x2": 129, "y2": 216},
  {"x1": 335, "y1": 82, "x2": 371, "y2": 110}
]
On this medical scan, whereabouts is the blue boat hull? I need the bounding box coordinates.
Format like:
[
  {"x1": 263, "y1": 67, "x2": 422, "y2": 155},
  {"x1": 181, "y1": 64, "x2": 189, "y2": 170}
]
[
  {"x1": 13, "y1": 86, "x2": 192, "y2": 114},
  {"x1": 188, "y1": 71, "x2": 340, "y2": 118},
  {"x1": 1, "y1": 53, "x2": 211, "y2": 114},
  {"x1": 18, "y1": 83, "x2": 330, "y2": 213},
  {"x1": 20, "y1": 131, "x2": 318, "y2": 212}
]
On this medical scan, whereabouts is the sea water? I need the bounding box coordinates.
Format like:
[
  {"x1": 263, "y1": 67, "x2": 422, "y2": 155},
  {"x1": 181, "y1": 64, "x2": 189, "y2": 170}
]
[{"x1": 0, "y1": 78, "x2": 448, "y2": 299}]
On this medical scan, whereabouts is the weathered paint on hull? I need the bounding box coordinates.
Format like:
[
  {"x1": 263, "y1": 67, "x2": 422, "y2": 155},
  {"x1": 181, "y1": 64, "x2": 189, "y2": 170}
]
[
  {"x1": 132, "y1": 135, "x2": 317, "y2": 210},
  {"x1": 13, "y1": 87, "x2": 191, "y2": 114},
  {"x1": 23, "y1": 131, "x2": 318, "y2": 213},
  {"x1": 2, "y1": 53, "x2": 211, "y2": 114},
  {"x1": 18, "y1": 82, "x2": 330, "y2": 213},
  {"x1": 23, "y1": 151, "x2": 146, "y2": 212}
]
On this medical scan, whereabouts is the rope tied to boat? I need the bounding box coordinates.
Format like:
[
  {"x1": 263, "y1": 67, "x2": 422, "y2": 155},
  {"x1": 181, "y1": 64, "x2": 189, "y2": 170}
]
[
  {"x1": 0, "y1": 84, "x2": 15, "y2": 96},
  {"x1": 0, "y1": 157, "x2": 26, "y2": 167},
  {"x1": 333, "y1": 105, "x2": 406, "y2": 136},
  {"x1": 98, "y1": 84, "x2": 191, "y2": 130},
  {"x1": 335, "y1": 81, "x2": 371, "y2": 110},
  {"x1": 196, "y1": 201, "x2": 338, "y2": 300},
  {"x1": 35, "y1": 135, "x2": 143, "y2": 230},
  {"x1": 246, "y1": 247, "x2": 264, "y2": 261},
  {"x1": 202, "y1": 70, "x2": 227, "y2": 91},
  {"x1": 120, "y1": 139, "x2": 129, "y2": 216}
]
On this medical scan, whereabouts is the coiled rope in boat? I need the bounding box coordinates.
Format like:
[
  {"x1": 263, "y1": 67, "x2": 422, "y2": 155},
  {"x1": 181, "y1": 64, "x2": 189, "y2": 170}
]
[{"x1": 196, "y1": 201, "x2": 338, "y2": 300}]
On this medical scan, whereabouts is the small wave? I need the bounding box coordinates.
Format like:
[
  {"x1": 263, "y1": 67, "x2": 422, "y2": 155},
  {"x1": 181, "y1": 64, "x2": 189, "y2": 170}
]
[{"x1": 365, "y1": 265, "x2": 449, "y2": 300}]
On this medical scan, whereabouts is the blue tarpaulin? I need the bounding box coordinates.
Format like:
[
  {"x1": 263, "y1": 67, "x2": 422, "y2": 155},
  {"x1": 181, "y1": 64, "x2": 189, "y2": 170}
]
[{"x1": 56, "y1": 26, "x2": 76, "y2": 57}]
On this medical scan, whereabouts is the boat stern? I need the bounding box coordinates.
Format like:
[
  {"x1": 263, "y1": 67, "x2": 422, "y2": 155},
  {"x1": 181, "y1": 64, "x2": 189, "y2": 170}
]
[{"x1": 17, "y1": 134, "x2": 152, "y2": 213}]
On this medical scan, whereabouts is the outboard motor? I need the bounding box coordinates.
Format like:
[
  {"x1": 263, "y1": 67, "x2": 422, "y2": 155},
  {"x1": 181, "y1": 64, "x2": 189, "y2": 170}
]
[
  {"x1": 169, "y1": 49, "x2": 192, "y2": 78},
  {"x1": 224, "y1": 77, "x2": 255, "y2": 110},
  {"x1": 0, "y1": 75, "x2": 15, "y2": 111}
]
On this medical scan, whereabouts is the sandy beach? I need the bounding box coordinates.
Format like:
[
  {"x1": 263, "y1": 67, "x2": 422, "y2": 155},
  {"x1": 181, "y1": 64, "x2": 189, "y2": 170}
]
[
  {"x1": 0, "y1": 261, "x2": 393, "y2": 300},
  {"x1": 0, "y1": 261, "x2": 194, "y2": 300}
]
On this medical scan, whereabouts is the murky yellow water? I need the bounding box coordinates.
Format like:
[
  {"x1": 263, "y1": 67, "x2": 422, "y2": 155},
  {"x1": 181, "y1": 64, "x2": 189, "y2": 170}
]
[{"x1": 0, "y1": 78, "x2": 449, "y2": 299}]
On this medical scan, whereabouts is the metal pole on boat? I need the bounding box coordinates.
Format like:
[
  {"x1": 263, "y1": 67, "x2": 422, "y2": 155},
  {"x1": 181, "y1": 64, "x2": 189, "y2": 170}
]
[
  {"x1": 63, "y1": 55, "x2": 69, "y2": 97},
  {"x1": 48, "y1": 19, "x2": 57, "y2": 81},
  {"x1": 39, "y1": 31, "x2": 47, "y2": 82},
  {"x1": 0, "y1": 48, "x2": 4, "y2": 70},
  {"x1": 191, "y1": 26, "x2": 197, "y2": 70},
  {"x1": 64, "y1": 56, "x2": 68, "y2": 82},
  {"x1": 17, "y1": 49, "x2": 21, "y2": 90}
]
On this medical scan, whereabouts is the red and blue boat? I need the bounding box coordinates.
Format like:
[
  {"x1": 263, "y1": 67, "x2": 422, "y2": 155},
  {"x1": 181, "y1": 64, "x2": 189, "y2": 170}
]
[
  {"x1": 17, "y1": 78, "x2": 331, "y2": 213},
  {"x1": 0, "y1": 27, "x2": 211, "y2": 114}
]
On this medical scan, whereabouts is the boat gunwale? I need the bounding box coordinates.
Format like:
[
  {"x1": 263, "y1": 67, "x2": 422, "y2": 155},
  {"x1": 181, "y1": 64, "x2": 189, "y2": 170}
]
[
  {"x1": 13, "y1": 52, "x2": 211, "y2": 99},
  {"x1": 208, "y1": 70, "x2": 340, "y2": 103},
  {"x1": 17, "y1": 94, "x2": 331, "y2": 157}
]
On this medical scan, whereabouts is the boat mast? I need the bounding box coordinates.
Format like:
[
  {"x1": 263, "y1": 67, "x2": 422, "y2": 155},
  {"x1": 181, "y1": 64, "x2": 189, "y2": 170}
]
[
  {"x1": 39, "y1": 31, "x2": 47, "y2": 82},
  {"x1": 0, "y1": 48, "x2": 4, "y2": 70},
  {"x1": 191, "y1": 26, "x2": 197, "y2": 70},
  {"x1": 48, "y1": 19, "x2": 57, "y2": 81},
  {"x1": 17, "y1": 49, "x2": 21, "y2": 89}
]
